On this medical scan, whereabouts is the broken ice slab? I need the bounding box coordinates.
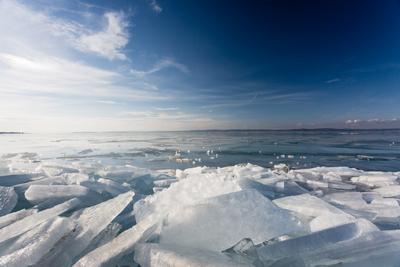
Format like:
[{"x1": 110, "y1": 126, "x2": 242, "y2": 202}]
[
  {"x1": 24, "y1": 184, "x2": 103, "y2": 205},
  {"x1": 62, "y1": 173, "x2": 92, "y2": 184},
  {"x1": 35, "y1": 191, "x2": 134, "y2": 267},
  {"x1": 291, "y1": 166, "x2": 363, "y2": 180},
  {"x1": 79, "y1": 222, "x2": 122, "y2": 257},
  {"x1": 14, "y1": 177, "x2": 67, "y2": 196},
  {"x1": 134, "y1": 243, "x2": 253, "y2": 267},
  {"x1": 0, "y1": 208, "x2": 37, "y2": 229},
  {"x1": 159, "y1": 190, "x2": 306, "y2": 251},
  {"x1": 273, "y1": 181, "x2": 309, "y2": 197},
  {"x1": 133, "y1": 167, "x2": 242, "y2": 222},
  {"x1": 273, "y1": 193, "x2": 353, "y2": 220},
  {"x1": 238, "y1": 178, "x2": 276, "y2": 199},
  {"x1": 73, "y1": 215, "x2": 157, "y2": 267},
  {"x1": 324, "y1": 192, "x2": 369, "y2": 207},
  {"x1": 255, "y1": 219, "x2": 378, "y2": 264},
  {"x1": 351, "y1": 172, "x2": 399, "y2": 188},
  {"x1": 371, "y1": 198, "x2": 399, "y2": 207},
  {"x1": 39, "y1": 164, "x2": 79, "y2": 177},
  {"x1": 0, "y1": 198, "x2": 80, "y2": 244},
  {"x1": 324, "y1": 192, "x2": 400, "y2": 229},
  {"x1": 0, "y1": 186, "x2": 17, "y2": 216},
  {"x1": 374, "y1": 185, "x2": 400, "y2": 197},
  {"x1": 0, "y1": 217, "x2": 74, "y2": 267},
  {"x1": 270, "y1": 229, "x2": 400, "y2": 267},
  {"x1": 80, "y1": 179, "x2": 129, "y2": 197}
]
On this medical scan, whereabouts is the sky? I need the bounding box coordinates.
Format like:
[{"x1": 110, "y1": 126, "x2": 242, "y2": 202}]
[{"x1": 1, "y1": 0, "x2": 400, "y2": 132}]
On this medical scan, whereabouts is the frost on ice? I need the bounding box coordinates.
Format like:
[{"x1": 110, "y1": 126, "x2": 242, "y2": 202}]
[{"x1": 1, "y1": 151, "x2": 400, "y2": 266}]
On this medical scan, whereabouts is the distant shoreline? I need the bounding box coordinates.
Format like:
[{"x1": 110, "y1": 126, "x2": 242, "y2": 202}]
[
  {"x1": 70, "y1": 128, "x2": 400, "y2": 134},
  {"x1": 0, "y1": 132, "x2": 24, "y2": 135}
]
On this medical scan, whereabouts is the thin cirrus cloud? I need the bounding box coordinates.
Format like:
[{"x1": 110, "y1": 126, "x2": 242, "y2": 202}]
[
  {"x1": 343, "y1": 118, "x2": 400, "y2": 129},
  {"x1": 147, "y1": 0, "x2": 162, "y2": 14},
  {"x1": 130, "y1": 58, "x2": 189, "y2": 77}
]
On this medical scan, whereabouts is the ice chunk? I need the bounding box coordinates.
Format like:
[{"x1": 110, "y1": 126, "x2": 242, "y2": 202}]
[
  {"x1": 256, "y1": 219, "x2": 377, "y2": 264},
  {"x1": 0, "y1": 208, "x2": 37, "y2": 229},
  {"x1": 374, "y1": 185, "x2": 400, "y2": 197},
  {"x1": 25, "y1": 184, "x2": 103, "y2": 205},
  {"x1": 134, "y1": 167, "x2": 242, "y2": 222},
  {"x1": 324, "y1": 192, "x2": 368, "y2": 210},
  {"x1": 0, "y1": 198, "x2": 80, "y2": 243},
  {"x1": 273, "y1": 163, "x2": 289, "y2": 173},
  {"x1": 324, "y1": 192, "x2": 400, "y2": 228},
  {"x1": 14, "y1": 177, "x2": 67, "y2": 195},
  {"x1": 73, "y1": 215, "x2": 156, "y2": 267},
  {"x1": 273, "y1": 181, "x2": 309, "y2": 196},
  {"x1": 371, "y1": 198, "x2": 399, "y2": 207},
  {"x1": 159, "y1": 190, "x2": 306, "y2": 251},
  {"x1": 309, "y1": 213, "x2": 356, "y2": 232},
  {"x1": 274, "y1": 193, "x2": 352, "y2": 219},
  {"x1": 98, "y1": 178, "x2": 129, "y2": 196},
  {"x1": 0, "y1": 186, "x2": 17, "y2": 216},
  {"x1": 351, "y1": 173, "x2": 398, "y2": 187},
  {"x1": 39, "y1": 164, "x2": 79, "y2": 177},
  {"x1": 273, "y1": 193, "x2": 355, "y2": 231},
  {"x1": 80, "y1": 222, "x2": 122, "y2": 256},
  {"x1": 35, "y1": 191, "x2": 134, "y2": 267},
  {"x1": 271, "y1": 229, "x2": 400, "y2": 266},
  {"x1": 62, "y1": 173, "x2": 92, "y2": 184},
  {"x1": 0, "y1": 217, "x2": 74, "y2": 267},
  {"x1": 292, "y1": 166, "x2": 363, "y2": 178},
  {"x1": 134, "y1": 243, "x2": 253, "y2": 267}
]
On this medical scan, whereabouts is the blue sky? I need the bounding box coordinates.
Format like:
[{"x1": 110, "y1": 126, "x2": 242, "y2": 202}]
[{"x1": 1, "y1": 0, "x2": 400, "y2": 131}]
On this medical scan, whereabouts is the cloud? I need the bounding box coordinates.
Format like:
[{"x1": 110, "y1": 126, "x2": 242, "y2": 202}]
[
  {"x1": 325, "y1": 78, "x2": 341, "y2": 84},
  {"x1": 0, "y1": 1, "x2": 130, "y2": 61},
  {"x1": 147, "y1": 0, "x2": 162, "y2": 14},
  {"x1": 97, "y1": 100, "x2": 118, "y2": 104},
  {"x1": 130, "y1": 58, "x2": 189, "y2": 77},
  {"x1": 155, "y1": 107, "x2": 179, "y2": 111},
  {"x1": 200, "y1": 91, "x2": 312, "y2": 109},
  {"x1": 344, "y1": 118, "x2": 400, "y2": 128},
  {"x1": 76, "y1": 12, "x2": 129, "y2": 60},
  {"x1": 122, "y1": 110, "x2": 215, "y2": 123},
  {"x1": 0, "y1": 52, "x2": 166, "y2": 100},
  {"x1": 0, "y1": 1, "x2": 185, "y2": 132}
]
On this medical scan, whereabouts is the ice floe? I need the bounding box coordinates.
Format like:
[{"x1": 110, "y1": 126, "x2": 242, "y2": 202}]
[{"x1": 0, "y1": 151, "x2": 400, "y2": 266}]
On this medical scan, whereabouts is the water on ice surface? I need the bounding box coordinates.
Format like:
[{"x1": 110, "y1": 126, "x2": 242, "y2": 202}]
[{"x1": 0, "y1": 130, "x2": 399, "y2": 266}]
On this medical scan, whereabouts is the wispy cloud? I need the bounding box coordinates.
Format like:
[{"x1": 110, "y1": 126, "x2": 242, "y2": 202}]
[
  {"x1": 97, "y1": 100, "x2": 118, "y2": 104},
  {"x1": 325, "y1": 78, "x2": 341, "y2": 84},
  {"x1": 147, "y1": 0, "x2": 162, "y2": 14},
  {"x1": 155, "y1": 107, "x2": 179, "y2": 111},
  {"x1": 345, "y1": 118, "x2": 400, "y2": 124},
  {"x1": 200, "y1": 91, "x2": 312, "y2": 109},
  {"x1": 344, "y1": 118, "x2": 400, "y2": 128},
  {"x1": 75, "y1": 12, "x2": 130, "y2": 60},
  {"x1": 130, "y1": 58, "x2": 189, "y2": 77}
]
